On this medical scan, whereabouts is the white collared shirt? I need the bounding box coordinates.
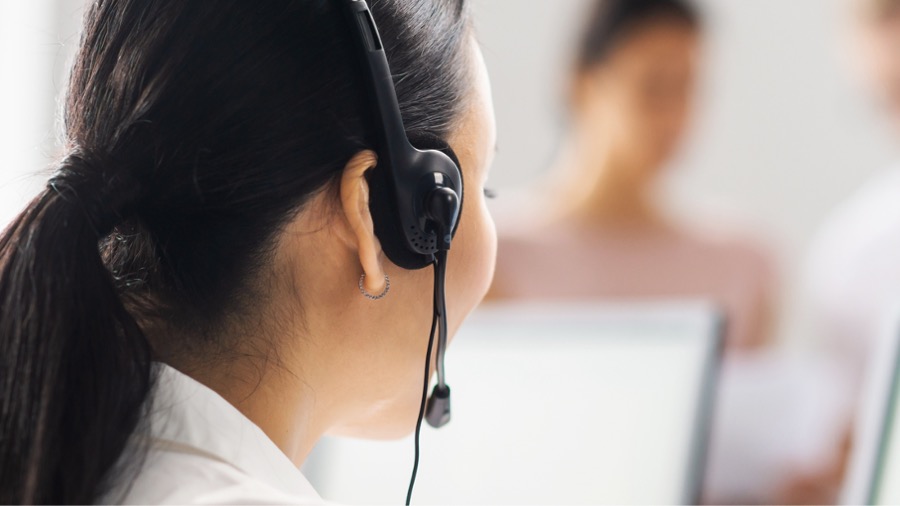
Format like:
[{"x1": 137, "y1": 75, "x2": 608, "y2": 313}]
[{"x1": 100, "y1": 364, "x2": 325, "y2": 504}]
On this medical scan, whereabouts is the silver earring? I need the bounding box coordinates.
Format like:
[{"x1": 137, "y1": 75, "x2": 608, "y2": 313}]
[{"x1": 359, "y1": 273, "x2": 390, "y2": 300}]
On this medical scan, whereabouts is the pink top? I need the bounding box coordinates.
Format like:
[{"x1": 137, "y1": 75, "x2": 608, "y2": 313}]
[{"x1": 491, "y1": 220, "x2": 777, "y2": 349}]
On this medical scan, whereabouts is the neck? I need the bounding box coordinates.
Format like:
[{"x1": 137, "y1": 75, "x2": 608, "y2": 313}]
[
  {"x1": 164, "y1": 325, "x2": 330, "y2": 467},
  {"x1": 552, "y1": 139, "x2": 662, "y2": 229}
]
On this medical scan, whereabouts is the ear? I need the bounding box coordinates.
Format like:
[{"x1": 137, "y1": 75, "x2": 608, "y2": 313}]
[{"x1": 340, "y1": 150, "x2": 388, "y2": 295}]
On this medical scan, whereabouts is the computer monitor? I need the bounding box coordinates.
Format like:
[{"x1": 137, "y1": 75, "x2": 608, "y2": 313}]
[
  {"x1": 303, "y1": 301, "x2": 724, "y2": 505},
  {"x1": 843, "y1": 307, "x2": 900, "y2": 505},
  {"x1": 873, "y1": 369, "x2": 900, "y2": 504}
]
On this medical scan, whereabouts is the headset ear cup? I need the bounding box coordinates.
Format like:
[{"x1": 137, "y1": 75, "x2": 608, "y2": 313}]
[
  {"x1": 367, "y1": 132, "x2": 465, "y2": 271},
  {"x1": 367, "y1": 165, "x2": 430, "y2": 270}
]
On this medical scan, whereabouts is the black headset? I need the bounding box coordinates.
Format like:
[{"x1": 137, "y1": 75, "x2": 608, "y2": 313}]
[{"x1": 342, "y1": 0, "x2": 462, "y2": 502}]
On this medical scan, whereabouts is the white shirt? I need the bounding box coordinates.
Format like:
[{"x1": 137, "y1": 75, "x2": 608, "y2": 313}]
[
  {"x1": 100, "y1": 364, "x2": 325, "y2": 504},
  {"x1": 805, "y1": 166, "x2": 900, "y2": 377}
]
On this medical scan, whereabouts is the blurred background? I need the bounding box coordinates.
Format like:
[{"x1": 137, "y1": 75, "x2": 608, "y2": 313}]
[
  {"x1": 475, "y1": 0, "x2": 895, "y2": 351},
  {"x1": 4, "y1": 0, "x2": 900, "y2": 504}
]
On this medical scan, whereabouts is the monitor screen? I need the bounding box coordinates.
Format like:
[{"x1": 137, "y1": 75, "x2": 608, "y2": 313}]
[
  {"x1": 303, "y1": 302, "x2": 723, "y2": 505},
  {"x1": 871, "y1": 337, "x2": 900, "y2": 505},
  {"x1": 843, "y1": 307, "x2": 900, "y2": 506}
]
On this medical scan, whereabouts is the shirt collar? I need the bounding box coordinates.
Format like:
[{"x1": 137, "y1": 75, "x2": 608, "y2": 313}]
[{"x1": 146, "y1": 363, "x2": 322, "y2": 500}]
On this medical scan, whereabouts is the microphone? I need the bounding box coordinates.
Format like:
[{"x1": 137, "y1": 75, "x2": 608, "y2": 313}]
[
  {"x1": 425, "y1": 384, "x2": 451, "y2": 428},
  {"x1": 424, "y1": 186, "x2": 460, "y2": 250},
  {"x1": 423, "y1": 185, "x2": 458, "y2": 429}
]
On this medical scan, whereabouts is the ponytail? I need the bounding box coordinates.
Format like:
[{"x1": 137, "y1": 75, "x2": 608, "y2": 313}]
[{"x1": 0, "y1": 152, "x2": 153, "y2": 503}]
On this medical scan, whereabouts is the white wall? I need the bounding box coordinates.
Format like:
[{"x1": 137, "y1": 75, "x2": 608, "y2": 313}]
[
  {"x1": 0, "y1": 0, "x2": 84, "y2": 225},
  {"x1": 2, "y1": 0, "x2": 896, "y2": 343},
  {"x1": 472, "y1": 0, "x2": 900, "y2": 344},
  {"x1": 0, "y1": 0, "x2": 60, "y2": 222}
]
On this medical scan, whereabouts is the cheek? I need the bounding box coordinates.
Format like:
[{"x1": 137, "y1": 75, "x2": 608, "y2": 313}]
[
  {"x1": 620, "y1": 89, "x2": 689, "y2": 164},
  {"x1": 606, "y1": 97, "x2": 654, "y2": 160},
  {"x1": 601, "y1": 84, "x2": 653, "y2": 147},
  {"x1": 863, "y1": 32, "x2": 900, "y2": 97},
  {"x1": 576, "y1": 85, "x2": 622, "y2": 138},
  {"x1": 446, "y1": 192, "x2": 497, "y2": 331}
]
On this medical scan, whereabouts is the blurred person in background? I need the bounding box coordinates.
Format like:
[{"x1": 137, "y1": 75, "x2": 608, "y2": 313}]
[
  {"x1": 807, "y1": 0, "x2": 900, "y2": 388},
  {"x1": 788, "y1": 0, "x2": 900, "y2": 502},
  {"x1": 489, "y1": 0, "x2": 778, "y2": 351},
  {"x1": 487, "y1": 1, "x2": 809, "y2": 503}
]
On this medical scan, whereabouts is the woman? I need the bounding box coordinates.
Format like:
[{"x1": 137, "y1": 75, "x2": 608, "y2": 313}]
[
  {"x1": 0, "y1": 0, "x2": 497, "y2": 503},
  {"x1": 490, "y1": 0, "x2": 777, "y2": 349},
  {"x1": 791, "y1": 0, "x2": 900, "y2": 502},
  {"x1": 808, "y1": 0, "x2": 900, "y2": 381}
]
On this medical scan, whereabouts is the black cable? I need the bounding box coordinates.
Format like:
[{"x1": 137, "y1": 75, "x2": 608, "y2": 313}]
[
  {"x1": 406, "y1": 258, "x2": 441, "y2": 505},
  {"x1": 433, "y1": 251, "x2": 448, "y2": 389}
]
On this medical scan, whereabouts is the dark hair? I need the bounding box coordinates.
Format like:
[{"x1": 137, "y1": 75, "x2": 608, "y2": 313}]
[
  {"x1": 0, "y1": 0, "x2": 472, "y2": 502},
  {"x1": 576, "y1": 0, "x2": 701, "y2": 72}
]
